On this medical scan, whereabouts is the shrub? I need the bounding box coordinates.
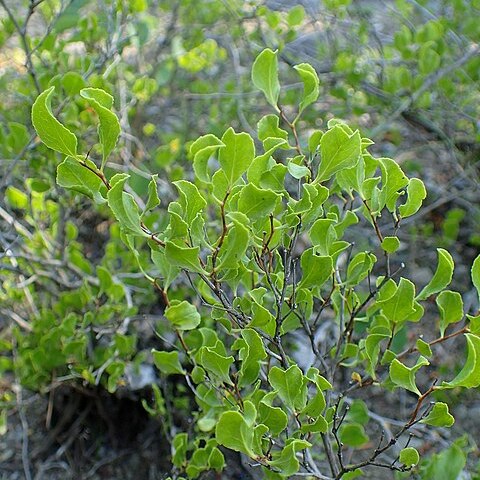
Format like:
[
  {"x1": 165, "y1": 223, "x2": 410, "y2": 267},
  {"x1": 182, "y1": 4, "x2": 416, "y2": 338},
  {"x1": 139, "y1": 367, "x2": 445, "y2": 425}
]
[{"x1": 24, "y1": 48, "x2": 480, "y2": 479}]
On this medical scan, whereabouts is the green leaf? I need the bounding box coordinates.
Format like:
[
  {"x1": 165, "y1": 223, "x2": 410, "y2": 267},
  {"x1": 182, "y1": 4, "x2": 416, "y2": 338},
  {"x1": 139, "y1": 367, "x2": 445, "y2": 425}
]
[
  {"x1": 252, "y1": 48, "x2": 280, "y2": 109},
  {"x1": 5, "y1": 186, "x2": 28, "y2": 209},
  {"x1": 268, "y1": 365, "x2": 306, "y2": 410},
  {"x1": 216, "y1": 410, "x2": 255, "y2": 456},
  {"x1": 287, "y1": 159, "x2": 310, "y2": 179},
  {"x1": 389, "y1": 356, "x2": 429, "y2": 396},
  {"x1": 165, "y1": 300, "x2": 201, "y2": 331},
  {"x1": 269, "y1": 439, "x2": 311, "y2": 476},
  {"x1": 347, "y1": 399, "x2": 369, "y2": 425},
  {"x1": 416, "y1": 338, "x2": 432, "y2": 357},
  {"x1": 379, "y1": 158, "x2": 409, "y2": 212},
  {"x1": 218, "y1": 128, "x2": 255, "y2": 185},
  {"x1": 339, "y1": 423, "x2": 369, "y2": 447},
  {"x1": 199, "y1": 347, "x2": 234, "y2": 385},
  {"x1": 258, "y1": 401, "x2": 288, "y2": 435},
  {"x1": 436, "y1": 290, "x2": 463, "y2": 337},
  {"x1": 309, "y1": 219, "x2": 336, "y2": 255},
  {"x1": 190, "y1": 134, "x2": 225, "y2": 182},
  {"x1": 80, "y1": 88, "x2": 120, "y2": 168},
  {"x1": 317, "y1": 126, "x2": 361, "y2": 182},
  {"x1": 422, "y1": 443, "x2": 465, "y2": 480},
  {"x1": 233, "y1": 328, "x2": 267, "y2": 387},
  {"x1": 378, "y1": 277, "x2": 416, "y2": 324},
  {"x1": 164, "y1": 241, "x2": 205, "y2": 273},
  {"x1": 216, "y1": 219, "x2": 249, "y2": 270},
  {"x1": 442, "y1": 333, "x2": 480, "y2": 388},
  {"x1": 152, "y1": 350, "x2": 185, "y2": 375},
  {"x1": 471, "y1": 254, "x2": 480, "y2": 304},
  {"x1": 287, "y1": 5, "x2": 305, "y2": 26},
  {"x1": 61, "y1": 71, "x2": 86, "y2": 95},
  {"x1": 173, "y1": 180, "x2": 206, "y2": 225},
  {"x1": 32, "y1": 87, "x2": 78, "y2": 157},
  {"x1": 57, "y1": 157, "x2": 106, "y2": 204},
  {"x1": 107, "y1": 174, "x2": 148, "y2": 236},
  {"x1": 299, "y1": 249, "x2": 333, "y2": 289},
  {"x1": 398, "y1": 178, "x2": 426, "y2": 217},
  {"x1": 420, "y1": 402, "x2": 454, "y2": 427},
  {"x1": 237, "y1": 183, "x2": 280, "y2": 221},
  {"x1": 381, "y1": 236, "x2": 400, "y2": 253},
  {"x1": 294, "y1": 63, "x2": 319, "y2": 114},
  {"x1": 257, "y1": 114, "x2": 288, "y2": 142},
  {"x1": 399, "y1": 447, "x2": 420, "y2": 466},
  {"x1": 417, "y1": 249, "x2": 454, "y2": 300},
  {"x1": 144, "y1": 174, "x2": 160, "y2": 213}
]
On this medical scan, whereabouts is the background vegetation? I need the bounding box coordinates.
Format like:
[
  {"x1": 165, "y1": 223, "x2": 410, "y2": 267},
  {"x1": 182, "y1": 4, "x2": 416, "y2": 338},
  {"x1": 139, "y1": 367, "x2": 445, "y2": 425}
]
[{"x1": 1, "y1": 0, "x2": 479, "y2": 479}]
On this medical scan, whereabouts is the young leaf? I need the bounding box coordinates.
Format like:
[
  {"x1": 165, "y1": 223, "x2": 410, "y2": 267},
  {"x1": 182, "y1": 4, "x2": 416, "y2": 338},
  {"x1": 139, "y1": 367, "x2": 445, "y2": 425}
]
[
  {"x1": 218, "y1": 128, "x2": 255, "y2": 185},
  {"x1": 80, "y1": 88, "x2": 120, "y2": 169},
  {"x1": 293, "y1": 63, "x2": 319, "y2": 114},
  {"x1": 436, "y1": 290, "x2": 463, "y2": 336},
  {"x1": 399, "y1": 447, "x2": 420, "y2": 466},
  {"x1": 252, "y1": 48, "x2": 280, "y2": 110},
  {"x1": 165, "y1": 300, "x2": 201, "y2": 331},
  {"x1": 173, "y1": 180, "x2": 206, "y2": 225},
  {"x1": 317, "y1": 126, "x2": 361, "y2": 182},
  {"x1": 152, "y1": 350, "x2": 185, "y2": 375},
  {"x1": 190, "y1": 133, "x2": 225, "y2": 182},
  {"x1": 389, "y1": 356, "x2": 429, "y2": 396},
  {"x1": 417, "y1": 248, "x2": 454, "y2": 300},
  {"x1": 143, "y1": 174, "x2": 160, "y2": 214},
  {"x1": 107, "y1": 174, "x2": 148, "y2": 237},
  {"x1": 398, "y1": 178, "x2": 427, "y2": 217},
  {"x1": 258, "y1": 401, "x2": 288, "y2": 435},
  {"x1": 32, "y1": 87, "x2": 78, "y2": 157},
  {"x1": 381, "y1": 236, "x2": 400, "y2": 254},
  {"x1": 420, "y1": 402, "x2": 454, "y2": 427}
]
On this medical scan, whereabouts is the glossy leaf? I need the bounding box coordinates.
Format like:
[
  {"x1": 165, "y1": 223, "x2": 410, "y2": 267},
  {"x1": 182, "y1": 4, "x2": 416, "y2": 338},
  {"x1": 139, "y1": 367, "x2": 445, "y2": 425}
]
[
  {"x1": 420, "y1": 402, "x2": 454, "y2": 427},
  {"x1": 32, "y1": 87, "x2": 77, "y2": 157},
  {"x1": 436, "y1": 290, "x2": 463, "y2": 337},
  {"x1": 417, "y1": 249, "x2": 454, "y2": 300},
  {"x1": 218, "y1": 127, "x2": 255, "y2": 185},
  {"x1": 107, "y1": 174, "x2": 148, "y2": 236},
  {"x1": 164, "y1": 241, "x2": 205, "y2": 273},
  {"x1": 252, "y1": 48, "x2": 280, "y2": 109},
  {"x1": 317, "y1": 126, "x2": 361, "y2": 182},
  {"x1": 442, "y1": 333, "x2": 480, "y2": 388},
  {"x1": 237, "y1": 183, "x2": 280, "y2": 221},
  {"x1": 152, "y1": 350, "x2": 185, "y2": 375},
  {"x1": 80, "y1": 87, "x2": 120, "y2": 168},
  {"x1": 294, "y1": 63, "x2": 319, "y2": 114},
  {"x1": 57, "y1": 157, "x2": 106, "y2": 204},
  {"x1": 389, "y1": 356, "x2": 429, "y2": 396},
  {"x1": 216, "y1": 406, "x2": 256, "y2": 456},
  {"x1": 268, "y1": 365, "x2": 306, "y2": 410},
  {"x1": 399, "y1": 447, "x2": 419, "y2": 466},
  {"x1": 398, "y1": 178, "x2": 426, "y2": 217},
  {"x1": 165, "y1": 300, "x2": 201, "y2": 331},
  {"x1": 299, "y1": 249, "x2": 333, "y2": 289}
]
